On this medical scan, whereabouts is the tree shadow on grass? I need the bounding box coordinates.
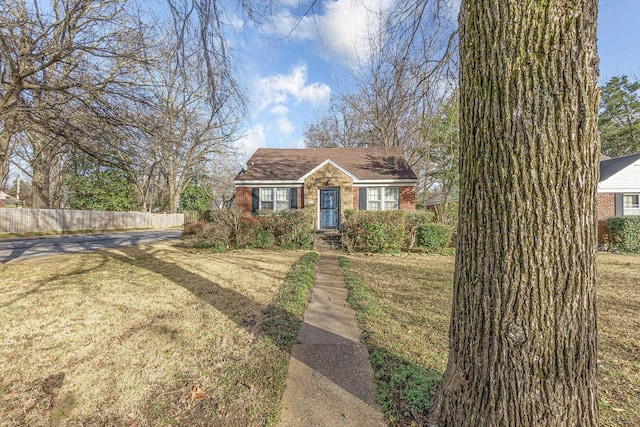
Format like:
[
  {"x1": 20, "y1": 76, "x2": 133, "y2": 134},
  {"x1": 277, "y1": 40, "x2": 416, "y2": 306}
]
[
  {"x1": 2, "y1": 244, "x2": 391, "y2": 424},
  {"x1": 0, "y1": 255, "x2": 110, "y2": 308},
  {"x1": 105, "y1": 246, "x2": 263, "y2": 328},
  {"x1": 105, "y1": 246, "x2": 388, "y2": 414}
]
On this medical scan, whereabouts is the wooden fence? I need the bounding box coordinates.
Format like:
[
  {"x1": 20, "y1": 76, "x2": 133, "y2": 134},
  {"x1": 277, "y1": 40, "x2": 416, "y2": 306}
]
[
  {"x1": 183, "y1": 210, "x2": 211, "y2": 224},
  {"x1": 0, "y1": 208, "x2": 184, "y2": 234}
]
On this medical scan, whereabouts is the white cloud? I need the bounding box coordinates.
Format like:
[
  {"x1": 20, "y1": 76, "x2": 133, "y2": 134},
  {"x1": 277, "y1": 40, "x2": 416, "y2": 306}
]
[
  {"x1": 236, "y1": 124, "x2": 267, "y2": 157},
  {"x1": 262, "y1": 10, "x2": 316, "y2": 40},
  {"x1": 256, "y1": 64, "x2": 331, "y2": 111},
  {"x1": 320, "y1": 0, "x2": 394, "y2": 62},
  {"x1": 270, "y1": 105, "x2": 289, "y2": 116},
  {"x1": 260, "y1": 0, "x2": 394, "y2": 64},
  {"x1": 270, "y1": 105, "x2": 295, "y2": 135},
  {"x1": 277, "y1": 117, "x2": 295, "y2": 135},
  {"x1": 280, "y1": 0, "x2": 302, "y2": 6},
  {"x1": 227, "y1": 14, "x2": 245, "y2": 32},
  {"x1": 254, "y1": 64, "x2": 330, "y2": 138}
]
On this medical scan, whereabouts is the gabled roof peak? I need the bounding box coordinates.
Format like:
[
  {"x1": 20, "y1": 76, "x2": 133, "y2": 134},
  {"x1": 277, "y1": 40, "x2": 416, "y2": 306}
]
[{"x1": 236, "y1": 147, "x2": 417, "y2": 183}]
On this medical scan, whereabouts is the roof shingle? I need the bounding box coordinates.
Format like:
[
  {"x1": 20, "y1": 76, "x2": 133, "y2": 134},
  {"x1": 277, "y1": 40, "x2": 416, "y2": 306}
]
[
  {"x1": 600, "y1": 152, "x2": 640, "y2": 181},
  {"x1": 235, "y1": 147, "x2": 417, "y2": 182}
]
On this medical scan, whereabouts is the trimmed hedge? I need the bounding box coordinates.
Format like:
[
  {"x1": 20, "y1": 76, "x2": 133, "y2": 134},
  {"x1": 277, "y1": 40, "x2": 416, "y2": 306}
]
[
  {"x1": 185, "y1": 208, "x2": 455, "y2": 254},
  {"x1": 404, "y1": 211, "x2": 435, "y2": 249},
  {"x1": 343, "y1": 210, "x2": 406, "y2": 253},
  {"x1": 417, "y1": 223, "x2": 453, "y2": 251},
  {"x1": 607, "y1": 216, "x2": 640, "y2": 253},
  {"x1": 255, "y1": 209, "x2": 314, "y2": 250},
  {"x1": 342, "y1": 210, "x2": 454, "y2": 253}
]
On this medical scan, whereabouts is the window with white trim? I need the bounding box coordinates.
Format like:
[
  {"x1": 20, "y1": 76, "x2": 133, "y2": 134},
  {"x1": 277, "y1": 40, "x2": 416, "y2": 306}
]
[
  {"x1": 260, "y1": 188, "x2": 290, "y2": 211},
  {"x1": 623, "y1": 194, "x2": 640, "y2": 215},
  {"x1": 367, "y1": 188, "x2": 381, "y2": 211},
  {"x1": 384, "y1": 187, "x2": 399, "y2": 210},
  {"x1": 367, "y1": 187, "x2": 399, "y2": 211}
]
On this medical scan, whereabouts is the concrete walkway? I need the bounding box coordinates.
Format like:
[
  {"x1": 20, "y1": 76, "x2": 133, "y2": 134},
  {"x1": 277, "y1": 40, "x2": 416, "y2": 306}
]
[{"x1": 279, "y1": 251, "x2": 386, "y2": 426}]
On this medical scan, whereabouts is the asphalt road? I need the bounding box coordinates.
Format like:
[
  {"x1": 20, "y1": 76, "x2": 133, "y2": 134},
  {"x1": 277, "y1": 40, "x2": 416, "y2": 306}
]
[{"x1": 0, "y1": 229, "x2": 182, "y2": 264}]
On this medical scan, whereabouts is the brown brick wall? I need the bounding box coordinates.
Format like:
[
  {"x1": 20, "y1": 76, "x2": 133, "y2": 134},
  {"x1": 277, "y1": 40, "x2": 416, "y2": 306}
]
[
  {"x1": 236, "y1": 186, "x2": 304, "y2": 214},
  {"x1": 400, "y1": 186, "x2": 416, "y2": 211},
  {"x1": 238, "y1": 182, "x2": 416, "y2": 221},
  {"x1": 597, "y1": 192, "x2": 616, "y2": 243},
  {"x1": 236, "y1": 187, "x2": 252, "y2": 213},
  {"x1": 353, "y1": 188, "x2": 360, "y2": 210}
]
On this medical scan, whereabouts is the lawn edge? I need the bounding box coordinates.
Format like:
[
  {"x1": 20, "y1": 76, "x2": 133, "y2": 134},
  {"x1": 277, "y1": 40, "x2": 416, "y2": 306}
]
[{"x1": 260, "y1": 251, "x2": 319, "y2": 425}]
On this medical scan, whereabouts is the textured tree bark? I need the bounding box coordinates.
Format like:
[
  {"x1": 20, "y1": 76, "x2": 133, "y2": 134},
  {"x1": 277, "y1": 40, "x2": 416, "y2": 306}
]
[{"x1": 429, "y1": 1, "x2": 600, "y2": 426}]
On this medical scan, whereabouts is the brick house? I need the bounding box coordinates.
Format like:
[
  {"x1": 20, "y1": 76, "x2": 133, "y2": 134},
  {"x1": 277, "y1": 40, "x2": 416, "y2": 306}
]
[
  {"x1": 597, "y1": 152, "x2": 640, "y2": 241},
  {"x1": 234, "y1": 147, "x2": 418, "y2": 230}
]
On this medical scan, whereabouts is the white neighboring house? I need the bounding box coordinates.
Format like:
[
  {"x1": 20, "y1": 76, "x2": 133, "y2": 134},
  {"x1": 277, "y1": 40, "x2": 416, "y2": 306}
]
[
  {"x1": 0, "y1": 190, "x2": 22, "y2": 208},
  {"x1": 597, "y1": 153, "x2": 640, "y2": 240}
]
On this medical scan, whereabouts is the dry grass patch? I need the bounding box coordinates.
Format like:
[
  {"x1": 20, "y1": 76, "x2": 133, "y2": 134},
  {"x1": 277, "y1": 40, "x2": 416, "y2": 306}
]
[
  {"x1": 0, "y1": 242, "x2": 311, "y2": 426},
  {"x1": 341, "y1": 253, "x2": 453, "y2": 425},
  {"x1": 341, "y1": 252, "x2": 640, "y2": 427},
  {"x1": 597, "y1": 253, "x2": 640, "y2": 427}
]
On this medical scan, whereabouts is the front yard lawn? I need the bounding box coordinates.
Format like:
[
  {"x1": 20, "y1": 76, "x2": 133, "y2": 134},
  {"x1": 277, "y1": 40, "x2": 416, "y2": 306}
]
[
  {"x1": 0, "y1": 242, "x2": 316, "y2": 426},
  {"x1": 341, "y1": 252, "x2": 640, "y2": 427}
]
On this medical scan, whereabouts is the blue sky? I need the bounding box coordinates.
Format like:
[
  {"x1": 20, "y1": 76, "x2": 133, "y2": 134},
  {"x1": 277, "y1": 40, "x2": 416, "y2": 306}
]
[
  {"x1": 233, "y1": 0, "x2": 640, "y2": 160},
  {"x1": 599, "y1": 0, "x2": 640, "y2": 82}
]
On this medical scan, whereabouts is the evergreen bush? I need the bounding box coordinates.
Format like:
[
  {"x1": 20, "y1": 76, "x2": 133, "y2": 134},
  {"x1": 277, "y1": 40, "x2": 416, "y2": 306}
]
[
  {"x1": 607, "y1": 216, "x2": 640, "y2": 253},
  {"x1": 343, "y1": 210, "x2": 405, "y2": 253},
  {"x1": 417, "y1": 223, "x2": 453, "y2": 251},
  {"x1": 404, "y1": 211, "x2": 435, "y2": 249}
]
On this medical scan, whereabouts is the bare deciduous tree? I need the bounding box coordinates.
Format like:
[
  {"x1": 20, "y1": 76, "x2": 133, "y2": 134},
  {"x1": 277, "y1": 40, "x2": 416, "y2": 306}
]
[
  {"x1": 141, "y1": 3, "x2": 243, "y2": 213},
  {"x1": 0, "y1": 0, "x2": 148, "y2": 188},
  {"x1": 303, "y1": 0, "x2": 458, "y2": 204}
]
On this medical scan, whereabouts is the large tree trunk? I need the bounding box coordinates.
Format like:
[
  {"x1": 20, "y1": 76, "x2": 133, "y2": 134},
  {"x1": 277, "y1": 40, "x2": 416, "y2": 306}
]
[
  {"x1": 31, "y1": 158, "x2": 52, "y2": 209},
  {"x1": 430, "y1": 1, "x2": 600, "y2": 426}
]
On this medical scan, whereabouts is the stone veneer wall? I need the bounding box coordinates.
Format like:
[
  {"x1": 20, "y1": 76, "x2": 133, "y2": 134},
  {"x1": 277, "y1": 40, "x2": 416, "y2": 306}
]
[{"x1": 304, "y1": 163, "x2": 354, "y2": 227}]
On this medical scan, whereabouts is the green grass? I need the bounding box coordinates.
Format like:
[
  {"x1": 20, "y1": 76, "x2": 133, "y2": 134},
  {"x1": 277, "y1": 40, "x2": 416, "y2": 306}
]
[
  {"x1": 261, "y1": 252, "x2": 319, "y2": 349},
  {"x1": 341, "y1": 253, "x2": 640, "y2": 427}
]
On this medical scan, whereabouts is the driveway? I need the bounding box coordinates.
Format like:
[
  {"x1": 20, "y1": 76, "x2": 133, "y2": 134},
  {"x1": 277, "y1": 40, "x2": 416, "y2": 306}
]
[{"x1": 0, "y1": 230, "x2": 182, "y2": 264}]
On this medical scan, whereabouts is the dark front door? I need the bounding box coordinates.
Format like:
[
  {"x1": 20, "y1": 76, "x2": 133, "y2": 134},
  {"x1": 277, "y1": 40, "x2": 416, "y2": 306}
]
[{"x1": 319, "y1": 188, "x2": 340, "y2": 229}]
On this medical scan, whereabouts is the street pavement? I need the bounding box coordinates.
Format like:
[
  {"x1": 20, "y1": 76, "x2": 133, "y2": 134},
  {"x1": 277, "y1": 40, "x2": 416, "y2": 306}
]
[{"x1": 0, "y1": 230, "x2": 182, "y2": 264}]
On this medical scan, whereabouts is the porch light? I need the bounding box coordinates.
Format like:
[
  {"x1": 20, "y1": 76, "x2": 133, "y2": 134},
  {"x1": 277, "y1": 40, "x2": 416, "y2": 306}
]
[{"x1": 325, "y1": 179, "x2": 331, "y2": 186}]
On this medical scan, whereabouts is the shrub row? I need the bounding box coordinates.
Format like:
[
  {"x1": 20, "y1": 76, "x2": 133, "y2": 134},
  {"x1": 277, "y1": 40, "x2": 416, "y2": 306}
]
[
  {"x1": 342, "y1": 210, "x2": 453, "y2": 253},
  {"x1": 182, "y1": 208, "x2": 314, "y2": 251},
  {"x1": 607, "y1": 216, "x2": 640, "y2": 253}
]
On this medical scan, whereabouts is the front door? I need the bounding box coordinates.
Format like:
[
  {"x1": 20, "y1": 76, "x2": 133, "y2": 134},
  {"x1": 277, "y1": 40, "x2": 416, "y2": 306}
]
[{"x1": 319, "y1": 188, "x2": 340, "y2": 229}]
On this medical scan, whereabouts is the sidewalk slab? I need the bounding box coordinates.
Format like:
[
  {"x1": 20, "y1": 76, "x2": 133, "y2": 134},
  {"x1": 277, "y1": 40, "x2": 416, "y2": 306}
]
[{"x1": 279, "y1": 252, "x2": 386, "y2": 427}]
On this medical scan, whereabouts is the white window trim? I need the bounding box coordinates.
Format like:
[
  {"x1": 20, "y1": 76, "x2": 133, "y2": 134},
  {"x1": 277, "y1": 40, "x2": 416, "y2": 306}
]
[
  {"x1": 623, "y1": 193, "x2": 640, "y2": 216},
  {"x1": 367, "y1": 187, "x2": 400, "y2": 211},
  {"x1": 260, "y1": 187, "x2": 290, "y2": 211}
]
